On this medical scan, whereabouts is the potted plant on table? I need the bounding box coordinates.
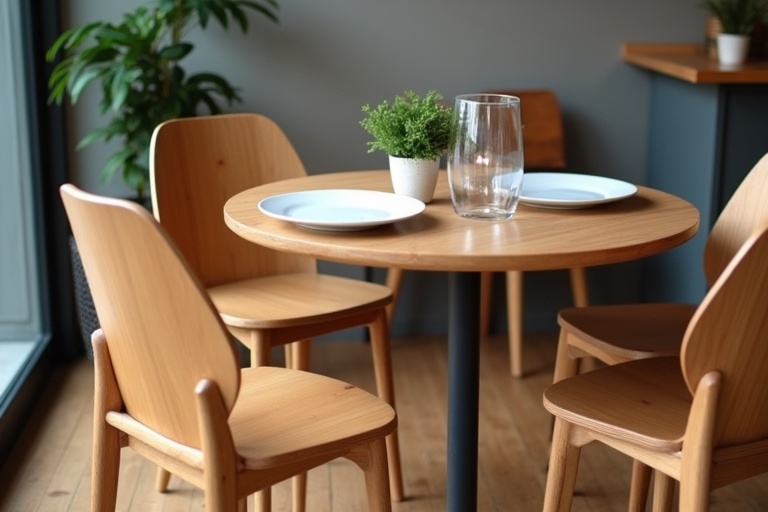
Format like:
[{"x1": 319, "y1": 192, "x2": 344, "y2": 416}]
[
  {"x1": 46, "y1": 0, "x2": 279, "y2": 357},
  {"x1": 701, "y1": 0, "x2": 768, "y2": 65},
  {"x1": 360, "y1": 90, "x2": 452, "y2": 203}
]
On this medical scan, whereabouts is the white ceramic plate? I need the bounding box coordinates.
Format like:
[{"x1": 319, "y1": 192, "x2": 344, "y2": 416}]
[
  {"x1": 520, "y1": 172, "x2": 637, "y2": 209},
  {"x1": 258, "y1": 189, "x2": 426, "y2": 231}
]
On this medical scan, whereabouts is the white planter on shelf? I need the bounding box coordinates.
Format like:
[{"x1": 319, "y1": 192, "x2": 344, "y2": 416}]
[
  {"x1": 717, "y1": 33, "x2": 750, "y2": 66},
  {"x1": 388, "y1": 155, "x2": 440, "y2": 203}
]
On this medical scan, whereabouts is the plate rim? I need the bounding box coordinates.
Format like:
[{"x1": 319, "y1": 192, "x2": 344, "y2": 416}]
[
  {"x1": 519, "y1": 172, "x2": 637, "y2": 208},
  {"x1": 258, "y1": 188, "x2": 426, "y2": 230}
]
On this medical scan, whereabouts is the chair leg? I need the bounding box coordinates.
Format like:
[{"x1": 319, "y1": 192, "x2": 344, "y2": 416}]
[
  {"x1": 547, "y1": 330, "x2": 582, "y2": 459},
  {"x1": 678, "y1": 372, "x2": 720, "y2": 512},
  {"x1": 567, "y1": 266, "x2": 600, "y2": 371},
  {"x1": 155, "y1": 467, "x2": 171, "y2": 492},
  {"x1": 251, "y1": 330, "x2": 273, "y2": 367},
  {"x1": 479, "y1": 271, "x2": 494, "y2": 337},
  {"x1": 552, "y1": 329, "x2": 581, "y2": 384},
  {"x1": 285, "y1": 339, "x2": 311, "y2": 372},
  {"x1": 568, "y1": 267, "x2": 589, "y2": 307},
  {"x1": 543, "y1": 418, "x2": 582, "y2": 512},
  {"x1": 196, "y1": 380, "x2": 239, "y2": 512},
  {"x1": 289, "y1": 339, "x2": 311, "y2": 512},
  {"x1": 385, "y1": 267, "x2": 404, "y2": 326},
  {"x1": 650, "y1": 470, "x2": 675, "y2": 512},
  {"x1": 254, "y1": 488, "x2": 271, "y2": 512},
  {"x1": 91, "y1": 418, "x2": 121, "y2": 512},
  {"x1": 506, "y1": 270, "x2": 524, "y2": 377},
  {"x1": 292, "y1": 474, "x2": 307, "y2": 512},
  {"x1": 368, "y1": 309, "x2": 404, "y2": 501},
  {"x1": 91, "y1": 333, "x2": 122, "y2": 512},
  {"x1": 628, "y1": 459, "x2": 652, "y2": 512},
  {"x1": 348, "y1": 438, "x2": 392, "y2": 512},
  {"x1": 251, "y1": 330, "x2": 276, "y2": 512}
]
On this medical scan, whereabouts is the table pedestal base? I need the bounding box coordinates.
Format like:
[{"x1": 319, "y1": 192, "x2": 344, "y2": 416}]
[{"x1": 447, "y1": 271, "x2": 481, "y2": 511}]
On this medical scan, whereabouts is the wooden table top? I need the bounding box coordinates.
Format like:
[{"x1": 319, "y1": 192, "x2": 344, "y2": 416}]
[{"x1": 224, "y1": 170, "x2": 700, "y2": 272}]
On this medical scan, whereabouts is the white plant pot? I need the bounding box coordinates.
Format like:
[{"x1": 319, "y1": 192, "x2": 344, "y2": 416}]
[
  {"x1": 717, "y1": 33, "x2": 750, "y2": 66},
  {"x1": 388, "y1": 155, "x2": 440, "y2": 203}
]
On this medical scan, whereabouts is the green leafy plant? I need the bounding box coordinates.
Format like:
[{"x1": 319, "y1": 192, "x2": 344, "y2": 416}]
[
  {"x1": 46, "y1": 0, "x2": 279, "y2": 198},
  {"x1": 360, "y1": 90, "x2": 453, "y2": 160},
  {"x1": 701, "y1": 0, "x2": 768, "y2": 34}
]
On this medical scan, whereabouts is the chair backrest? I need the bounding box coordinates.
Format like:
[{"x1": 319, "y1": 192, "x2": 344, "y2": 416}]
[
  {"x1": 488, "y1": 89, "x2": 566, "y2": 170},
  {"x1": 704, "y1": 152, "x2": 768, "y2": 287},
  {"x1": 60, "y1": 184, "x2": 241, "y2": 448},
  {"x1": 150, "y1": 113, "x2": 315, "y2": 287},
  {"x1": 682, "y1": 220, "x2": 768, "y2": 447}
]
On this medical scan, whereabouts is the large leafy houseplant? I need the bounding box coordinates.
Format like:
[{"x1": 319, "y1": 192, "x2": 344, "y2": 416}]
[
  {"x1": 360, "y1": 90, "x2": 453, "y2": 160},
  {"x1": 46, "y1": 0, "x2": 279, "y2": 199}
]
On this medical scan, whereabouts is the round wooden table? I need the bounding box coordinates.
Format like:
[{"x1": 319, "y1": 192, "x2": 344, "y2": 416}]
[{"x1": 224, "y1": 170, "x2": 700, "y2": 511}]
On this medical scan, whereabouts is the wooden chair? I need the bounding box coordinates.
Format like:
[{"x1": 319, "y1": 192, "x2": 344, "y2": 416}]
[
  {"x1": 542, "y1": 219, "x2": 768, "y2": 512},
  {"x1": 386, "y1": 89, "x2": 588, "y2": 377},
  {"x1": 551, "y1": 151, "x2": 768, "y2": 510},
  {"x1": 59, "y1": 184, "x2": 396, "y2": 512},
  {"x1": 148, "y1": 113, "x2": 403, "y2": 510}
]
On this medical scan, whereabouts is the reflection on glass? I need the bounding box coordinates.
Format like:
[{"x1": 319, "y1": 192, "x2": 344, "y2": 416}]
[{"x1": 448, "y1": 94, "x2": 524, "y2": 220}]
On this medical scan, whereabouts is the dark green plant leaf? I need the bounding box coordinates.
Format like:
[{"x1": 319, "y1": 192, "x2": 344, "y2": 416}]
[
  {"x1": 75, "y1": 45, "x2": 121, "y2": 64},
  {"x1": 187, "y1": 72, "x2": 237, "y2": 93},
  {"x1": 158, "y1": 42, "x2": 194, "y2": 61},
  {"x1": 47, "y1": 60, "x2": 75, "y2": 103},
  {"x1": 239, "y1": 0, "x2": 280, "y2": 24},
  {"x1": 103, "y1": 147, "x2": 135, "y2": 183},
  {"x1": 75, "y1": 125, "x2": 115, "y2": 149},
  {"x1": 95, "y1": 25, "x2": 143, "y2": 47},
  {"x1": 69, "y1": 68, "x2": 108, "y2": 103},
  {"x1": 197, "y1": 93, "x2": 220, "y2": 113},
  {"x1": 45, "y1": 22, "x2": 101, "y2": 62},
  {"x1": 207, "y1": 3, "x2": 229, "y2": 28},
  {"x1": 192, "y1": 0, "x2": 211, "y2": 28},
  {"x1": 123, "y1": 161, "x2": 148, "y2": 198},
  {"x1": 226, "y1": 4, "x2": 248, "y2": 31}
]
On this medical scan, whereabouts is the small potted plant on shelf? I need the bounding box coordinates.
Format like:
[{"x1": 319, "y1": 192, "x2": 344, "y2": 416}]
[
  {"x1": 360, "y1": 90, "x2": 452, "y2": 203},
  {"x1": 701, "y1": 0, "x2": 768, "y2": 65}
]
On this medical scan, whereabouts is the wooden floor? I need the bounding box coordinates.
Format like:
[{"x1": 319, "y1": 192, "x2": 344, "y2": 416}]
[{"x1": 1, "y1": 332, "x2": 768, "y2": 511}]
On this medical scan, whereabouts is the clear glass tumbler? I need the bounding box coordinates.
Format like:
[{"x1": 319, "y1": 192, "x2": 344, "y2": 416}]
[{"x1": 448, "y1": 94, "x2": 524, "y2": 220}]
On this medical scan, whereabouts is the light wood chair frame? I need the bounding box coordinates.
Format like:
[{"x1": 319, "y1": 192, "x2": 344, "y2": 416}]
[
  {"x1": 148, "y1": 113, "x2": 403, "y2": 510},
  {"x1": 543, "y1": 220, "x2": 768, "y2": 512},
  {"x1": 550, "y1": 151, "x2": 768, "y2": 510},
  {"x1": 61, "y1": 184, "x2": 397, "y2": 512}
]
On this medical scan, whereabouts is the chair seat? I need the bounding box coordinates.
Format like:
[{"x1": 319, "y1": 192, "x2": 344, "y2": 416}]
[
  {"x1": 231, "y1": 366, "x2": 397, "y2": 469},
  {"x1": 544, "y1": 357, "x2": 690, "y2": 452},
  {"x1": 209, "y1": 273, "x2": 392, "y2": 328},
  {"x1": 558, "y1": 303, "x2": 697, "y2": 362}
]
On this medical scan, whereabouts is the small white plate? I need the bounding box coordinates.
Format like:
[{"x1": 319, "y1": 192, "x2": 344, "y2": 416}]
[
  {"x1": 520, "y1": 172, "x2": 637, "y2": 209},
  {"x1": 258, "y1": 189, "x2": 426, "y2": 231}
]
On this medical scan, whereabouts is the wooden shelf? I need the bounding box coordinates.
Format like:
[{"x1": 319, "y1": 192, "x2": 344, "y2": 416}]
[{"x1": 622, "y1": 43, "x2": 768, "y2": 84}]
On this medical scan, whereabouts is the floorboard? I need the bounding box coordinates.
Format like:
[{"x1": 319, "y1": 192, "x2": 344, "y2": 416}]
[{"x1": 1, "y1": 333, "x2": 767, "y2": 511}]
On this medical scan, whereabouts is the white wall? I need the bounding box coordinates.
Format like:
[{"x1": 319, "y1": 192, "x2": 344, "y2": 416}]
[
  {"x1": 59, "y1": 0, "x2": 709, "y2": 334},
  {"x1": 63, "y1": 0, "x2": 708, "y2": 195}
]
